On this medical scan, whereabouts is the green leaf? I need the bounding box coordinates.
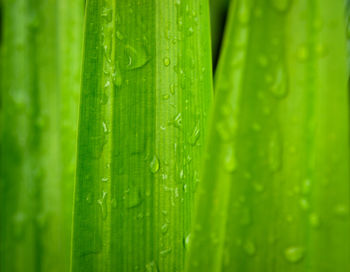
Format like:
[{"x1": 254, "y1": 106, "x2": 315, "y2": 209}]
[
  {"x1": 186, "y1": 0, "x2": 350, "y2": 271},
  {"x1": 71, "y1": 0, "x2": 213, "y2": 271},
  {"x1": 0, "y1": 1, "x2": 83, "y2": 271}
]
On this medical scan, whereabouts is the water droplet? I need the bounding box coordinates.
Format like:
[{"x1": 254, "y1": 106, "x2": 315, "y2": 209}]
[
  {"x1": 334, "y1": 204, "x2": 349, "y2": 217},
  {"x1": 169, "y1": 84, "x2": 175, "y2": 94},
  {"x1": 150, "y1": 155, "x2": 160, "y2": 173},
  {"x1": 116, "y1": 30, "x2": 124, "y2": 40},
  {"x1": 104, "y1": 80, "x2": 111, "y2": 89},
  {"x1": 163, "y1": 57, "x2": 170, "y2": 67},
  {"x1": 284, "y1": 246, "x2": 304, "y2": 263},
  {"x1": 145, "y1": 261, "x2": 158, "y2": 272},
  {"x1": 251, "y1": 122, "x2": 261, "y2": 131},
  {"x1": 189, "y1": 124, "x2": 200, "y2": 145},
  {"x1": 258, "y1": 55, "x2": 268, "y2": 67},
  {"x1": 169, "y1": 113, "x2": 182, "y2": 128},
  {"x1": 177, "y1": 16, "x2": 183, "y2": 27},
  {"x1": 286, "y1": 215, "x2": 294, "y2": 223},
  {"x1": 270, "y1": 0, "x2": 292, "y2": 12},
  {"x1": 297, "y1": 45, "x2": 309, "y2": 62},
  {"x1": 86, "y1": 193, "x2": 93, "y2": 204},
  {"x1": 243, "y1": 240, "x2": 256, "y2": 256},
  {"x1": 124, "y1": 188, "x2": 143, "y2": 208},
  {"x1": 187, "y1": 26, "x2": 194, "y2": 36},
  {"x1": 135, "y1": 212, "x2": 144, "y2": 220},
  {"x1": 231, "y1": 50, "x2": 245, "y2": 67},
  {"x1": 97, "y1": 191, "x2": 108, "y2": 220},
  {"x1": 161, "y1": 223, "x2": 168, "y2": 234},
  {"x1": 184, "y1": 233, "x2": 191, "y2": 248},
  {"x1": 309, "y1": 213, "x2": 320, "y2": 228},
  {"x1": 180, "y1": 169, "x2": 184, "y2": 180},
  {"x1": 301, "y1": 179, "x2": 311, "y2": 195},
  {"x1": 315, "y1": 43, "x2": 326, "y2": 57},
  {"x1": 224, "y1": 145, "x2": 237, "y2": 173},
  {"x1": 102, "y1": 121, "x2": 109, "y2": 134},
  {"x1": 101, "y1": 8, "x2": 112, "y2": 23},
  {"x1": 183, "y1": 183, "x2": 189, "y2": 193},
  {"x1": 123, "y1": 44, "x2": 150, "y2": 70},
  {"x1": 253, "y1": 183, "x2": 264, "y2": 192},
  {"x1": 160, "y1": 248, "x2": 172, "y2": 256},
  {"x1": 299, "y1": 198, "x2": 309, "y2": 210},
  {"x1": 238, "y1": 2, "x2": 250, "y2": 24},
  {"x1": 268, "y1": 64, "x2": 288, "y2": 98}
]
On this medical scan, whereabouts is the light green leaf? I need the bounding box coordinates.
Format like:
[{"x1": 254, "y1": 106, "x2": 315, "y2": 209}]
[
  {"x1": 71, "y1": 0, "x2": 212, "y2": 271},
  {"x1": 186, "y1": 0, "x2": 350, "y2": 271},
  {"x1": 0, "y1": 0, "x2": 83, "y2": 271}
]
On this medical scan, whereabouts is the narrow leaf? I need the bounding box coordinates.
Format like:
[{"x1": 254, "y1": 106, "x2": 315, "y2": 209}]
[
  {"x1": 0, "y1": 1, "x2": 83, "y2": 271},
  {"x1": 186, "y1": 0, "x2": 350, "y2": 271},
  {"x1": 71, "y1": 0, "x2": 213, "y2": 271}
]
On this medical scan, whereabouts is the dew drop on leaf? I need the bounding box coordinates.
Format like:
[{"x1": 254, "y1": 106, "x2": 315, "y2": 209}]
[
  {"x1": 297, "y1": 45, "x2": 309, "y2": 62},
  {"x1": 161, "y1": 223, "x2": 168, "y2": 234},
  {"x1": 116, "y1": 30, "x2": 124, "y2": 40},
  {"x1": 101, "y1": 7, "x2": 112, "y2": 23},
  {"x1": 268, "y1": 64, "x2": 289, "y2": 98},
  {"x1": 145, "y1": 261, "x2": 158, "y2": 272},
  {"x1": 86, "y1": 193, "x2": 92, "y2": 204},
  {"x1": 309, "y1": 213, "x2": 320, "y2": 228},
  {"x1": 123, "y1": 44, "x2": 150, "y2": 70},
  {"x1": 184, "y1": 233, "x2": 191, "y2": 249},
  {"x1": 253, "y1": 183, "x2": 264, "y2": 193},
  {"x1": 124, "y1": 188, "x2": 143, "y2": 209},
  {"x1": 299, "y1": 198, "x2": 309, "y2": 211},
  {"x1": 224, "y1": 145, "x2": 237, "y2": 173},
  {"x1": 160, "y1": 248, "x2": 172, "y2": 256},
  {"x1": 97, "y1": 191, "x2": 108, "y2": 220},
  {"x1": 270, "y1": 0, "x2": 292, "y2": 12},
  {"x1": 258, "y1": 55, "x2": 268, "y2": 67},
  {"x1": 243, "y1": 240, "x2": 256, "y2": 256},
  {"x1": 284, "y1": 246, "x2": 304, "y2": 263},
  {"x1": 101, "y1": 177, "x2": 109, "y2": 183},
  {"x1": 150, "y1": 155, "x2": 160, "y2": 174},
  {"x1": 315, "y1": 43, "x2": 326, "y2": 58},
  {"x1": 163, "y1": 57, "x2": 170, "y2": 67},
  {"x1": 301, "y1": 178, "x2": 311, "y2": 195},
  {"x1": 334, "y1": 204, "x2": 349, "y2": 218},
  {"x1": 169, "y1": 83, "x2": 175, "y2": 94},
  {"x1": 169, "y1": 112, "x2": 182, "y2": 128},
  {"x1": 189, "y1": 124, "x2": 200, "y2": 145},
  {"x1": 102, "y1": 121, "x2": 109, "y2": 134},
  {"x1": 237, "y1": 1, "x2": 250, "y2": 25}
]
